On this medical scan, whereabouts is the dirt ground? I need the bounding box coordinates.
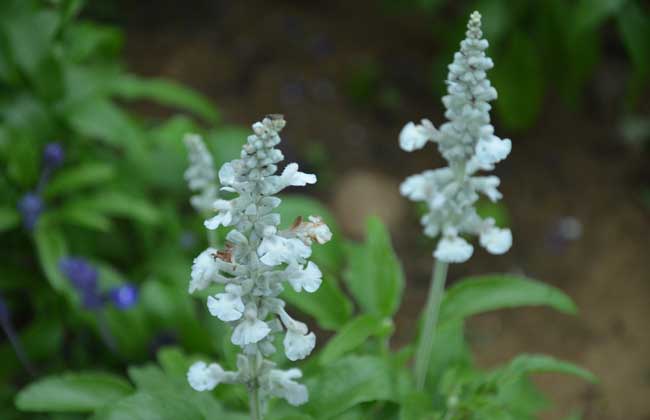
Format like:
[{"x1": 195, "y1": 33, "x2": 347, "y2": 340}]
[{"x1": 119, "y1": 1, "x2": 650, "y2": 418}]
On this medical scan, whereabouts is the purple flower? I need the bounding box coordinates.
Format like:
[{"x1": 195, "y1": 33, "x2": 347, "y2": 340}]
[
  {"x1": 18, "y1": 192, "x2": 43, "y2": 231},
  {"x1": 59, "y1": 258, "x2": 98, "y2": 289},
  {"x1": 108, "y1": 284, "x2": 139, "y2": 310},
  {"x1": 59, "y1": 257, "x2": 103, "y2": 309},
  {"x1": 43, "y1": 142, "x2": 65, "y2": 168}
]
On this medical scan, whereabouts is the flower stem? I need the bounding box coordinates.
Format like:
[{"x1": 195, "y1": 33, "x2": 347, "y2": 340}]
[
  {"x1": 248, "y1": 353, "x2": 263, "y2": 420},
  {"x1": 414, "y1": 259, "x2": 448, "y2": 390}
]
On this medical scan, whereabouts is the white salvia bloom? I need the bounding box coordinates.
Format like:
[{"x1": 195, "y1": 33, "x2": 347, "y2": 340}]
[
  {"x1": 286, "y1": 261, "x2": 322, "y2": 293},
  {"x1": 434, "y1": 236, "x2": 474, "y2": 263},
  {"x1": 187, "y1": 361, "x2": 225, "y2": 391},
  {"x1": 263, "y1": 369, "x2": 309, "y2": 406},
  {"x1": 189, "y1": 248, "x2": 220, "y2": 293},
  {"x1": 184, "y1": 134, "x2": 218, "y2": 214},
  {"x1": 399, "y1": 11, "x2": 512, "y2": 263},
  {"x1": 207, "y1": 284, "x2": 245, "y2": 321},
  {"x1": 185, "y1": 115, "x2": 332, "y2": 407}
]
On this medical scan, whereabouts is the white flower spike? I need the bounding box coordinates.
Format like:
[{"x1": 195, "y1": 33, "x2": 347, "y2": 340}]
[
  {"x1": 399, "y1": 11, "x2": 512, "y2": 263},
  {"x1": 184, "y1": 134, "x2": 218, "y2": 214},
  {"x1": 184, "y1": 115, "x2": 332, "y2": 409}
]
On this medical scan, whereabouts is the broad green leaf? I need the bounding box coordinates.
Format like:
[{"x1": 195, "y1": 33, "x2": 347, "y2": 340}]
[
  {"x1": 43, "y1": 206, "x2": 112, "y2": 232},
  {"x1": 343, "y1": 217, "x2": 404, "y2": 317},
  {"x1": 15, "y1": 372, "x2": 132, "y2": 412},
  {"x1": 283, "y1": 272, "x2": 352, "y2": 331},
  {"x1": 204, "y1": 126, "x2": 249, "y2": 170},
  {"x1": 492, "y1": 33, "x2": 544, "y2": 131},
  {"x1": 45, "y1": 163, "x2": 115, "y2": 197},
  {"x1": 574, "y1": 0, "x2": 625, "y2": 33},
  {"x1": 319, "y1": 314, "x2": 390, "y2": 365},
  {"x1": 64, "y1": 98, "x2": 141, "y2": 148},
  {"x1": 617, "y1": 2, "x2": 650, "y2": 92},
  {"x1": 0, "y1": 207, "x2": 20, "y2": 232},
  {"x1": 157, "y1": 347, "x2": 192, "y2": 381},
  {"x1": 110, "y1": 75, "x2": 219, "y2": 124},
  {"x1": 440, "y1": 275, "x2": 577, "y2": 322},
  {"x1": 305, "y1": 355, "x2": 396, "y2": 419},
  {"x1": 91, "y1": 391, "x2": 204, "y2": 420},
  {"x1": 495, "y1": 354, "x2": 597, "y2": 384},
  {"x1": 70, "y1": 191, "x2": 160, "y2": 224},
  {"x1": 277, "y1": 195, "x2": 344, "y2": 273},
  {"x1": 33, "y1": 224, "x2": 70, "y2": 293}
]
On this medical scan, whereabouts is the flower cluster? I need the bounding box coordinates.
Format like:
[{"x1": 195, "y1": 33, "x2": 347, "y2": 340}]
[
  {"x1": 184, "y1": 134, "x2": 218, "y2": 214},
  {"x1": 187, "y1": 115, "x2": 332, "y2": 407},
  {"x1": 59, "y1": 257, "x2": 139, "y2": 310},
  {"x1": 399, "y1": 11, "x2": 512, "y2": 263},
  {"x1": 17, "y1": 142, "x2": 65, "y2": 230}
]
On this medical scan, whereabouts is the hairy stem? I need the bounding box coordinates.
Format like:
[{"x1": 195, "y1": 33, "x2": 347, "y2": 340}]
[
  {"x1": 414, "y1": 259, "x2": 449, "y2": 390},
  {"x1": 248, "y1": 353, "x2": 263, "y2": 420}
]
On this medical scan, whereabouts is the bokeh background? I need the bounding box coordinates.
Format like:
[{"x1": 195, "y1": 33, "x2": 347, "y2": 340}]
[{"x1": 2, "y1": 0, "x2": 649, "y2": 419}]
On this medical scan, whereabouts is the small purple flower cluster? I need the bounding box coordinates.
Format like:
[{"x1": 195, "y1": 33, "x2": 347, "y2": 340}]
[
  {"x1": 17, "y1": 142, "x2": 65, "y2": 231},
  {"x1": 59, "y1": 257, "x2": 139, "y2": 311}
]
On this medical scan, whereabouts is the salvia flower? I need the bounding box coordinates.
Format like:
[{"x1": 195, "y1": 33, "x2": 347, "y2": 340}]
[
  {"x1": 59, "y1": 257, "x2": 103, "y2": 310},
  {"x1": 184, "y1": 134, "x2": 218, "y2": 214},
  {"x1": 17, "y1": 192, "x2": 43, "y2": 231},
  {"x1": 399, "y1": 11, "x2": 512, "y2": 263},
  {"x1": 108, "y1": 283, "x2": 139, "y2": 310},
  {"x1": 43, "y1": 142, "x2": 65, "y2": 169},
  {"x1": 186, "y1": 115, "x2": 332, "y2": 408}
]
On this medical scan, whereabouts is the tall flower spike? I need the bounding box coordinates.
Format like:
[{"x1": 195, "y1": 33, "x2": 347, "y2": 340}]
[
  {"x1": 184, "y1": 134, "x2": 218, "y2": 214},
  {"x1": 186, "y1": 115, "x2": 332, "y2": 412},
  {"x1": 399, "y1": 11, "x2": 512, "y2": 263}
]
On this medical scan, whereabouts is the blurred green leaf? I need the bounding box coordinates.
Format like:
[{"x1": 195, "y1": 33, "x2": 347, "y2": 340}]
[
  {"x1": 204, "y1": 126, "x2": 250, "y2": 172},
  {"x1": 34, "y1": 223, "x2": 70, "y2": 293},
  {"x1": 494, "y1": 354, "x2": 597, "y2": 384},
  {"x1": 492, "y1": 32, "x2": 544, "y2": 131},
  {"x1": 15, "y1": 372, "x2": 133, "y2": 412},
  {"x1": 45, "y1": 163, "x2": 115, "y2": 197},
  {"x1": 617, "y1": 2, "x2": 650, "y2": 94},
  {"x1": 44, "y1": 206, "x2": 112, "y2": 232},
  {"x1": 574, "y1": 0, "x2": 625, "y2": 33},
  {"x1": 91, "y1": 391, "x2": 204, "y2": 420},
  {"x1": 343, "y1": 217, "x2": 404, "y2": 317},
  {"x1": 319, "y1": 314, "x2": 390, "y2": 365},
  {"x1": 70, "y1": 191, "x2": 160, "y2": 224},
  {"x1": 63, "y1": 22, "x2": 122, "y2": 61},
  {"x1": 0, "y1": 207, "x2": 20, "y2": 232},
  {"x1": 440, "y1": 275, "x2": 577, "y2": 322},
  {"x1": 305, "y1": 355, "x2": 396, "y2": 419},
  {"x1": 64, "y1": 98, "x2": 141, "y2": 148},
  {"x1": 110, "y1": 75, "x2": 219, "y2": 124},
  {"x1": 282, "y1": 272, "x2": 352, "y2": 331}
]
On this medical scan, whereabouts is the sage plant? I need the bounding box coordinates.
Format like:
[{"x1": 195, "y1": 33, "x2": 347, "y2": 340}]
[
  {"x1": 186, "y1": 115, "x2": 332, "y2": 419},
  {"x1": 399, "y1": 11, "x2": 512, "y2": 389}
]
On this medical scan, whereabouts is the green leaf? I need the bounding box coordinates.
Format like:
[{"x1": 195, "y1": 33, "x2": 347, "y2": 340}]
[
  {"x1": 43, "y1": 206, "x2": 112, "y2": 232},
  {"x1": 71, "y1": 191, "x2": 160, "y2": 224},
  {"x1": 343, "y1": 217, "x2": 404, "y2": 317},
  {"x1": 64, "y1": 98, "x2": 141, "y2": 148},
  {"x1": 305, "y1": 356, "x2": 396, "y2": 419},
  {"x1": 91, "y1": 391, "x2": 204, "y2": 420},
  {"x1": 110, "y1": 75, "x2": 219, "y2": 124},
  {"x1": 33, "y1": 224, "x2": 70, "y2": 293},
  {"x1": 0, "y1": 207, "x2": 20, "y2": 232},
  {"x1": 15, "y1": 372, "x2": 133, "y2": 412},
  {"x1": 283, "y1": 271, "x2": 352, "y2": 331},
  {"x1": 319, "y1": 314, "x2": 390, "y2": 365},
  {"x1": 495, "y1": 354, "x2": 597, "y2": 384},
  {"x1": 574, "y1": 0, "x2": 625, "y2": 33},
  {"x1": 617, "y1": 3, "x2": 650, "y2": 82},
  {"x1": 440, "y1": 275, "x2": 577, "y2": 322},
  {"x1": 492, "y1": 33, "x2": 544, "y2": 131},
  {"x1": 45, "y1": 163, "x2": 115, "y2": 197}
]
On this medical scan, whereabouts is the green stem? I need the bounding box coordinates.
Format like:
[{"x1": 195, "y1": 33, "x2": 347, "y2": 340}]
[
  {"x1": 247, "y1": 353, "x2": 263, "y2": 420},
  {"x1": 414, "y1": 259, "x2": 449, "y2": 390}
]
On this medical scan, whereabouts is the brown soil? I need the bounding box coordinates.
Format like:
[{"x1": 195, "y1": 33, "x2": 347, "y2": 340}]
[{"x1": 120, "y1": 1, "x2": 650, "y2": 418}]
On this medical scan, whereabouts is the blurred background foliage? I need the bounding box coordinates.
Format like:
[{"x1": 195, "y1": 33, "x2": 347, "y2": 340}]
[
  {"x1": 381, "y1": 0, "x2": 649, "y2": 130},
  {"x1": 0, "y1": 0, "x2": 648, "y2": 419}
]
